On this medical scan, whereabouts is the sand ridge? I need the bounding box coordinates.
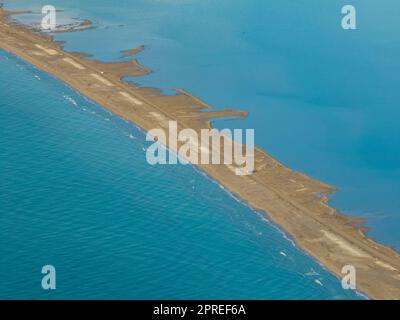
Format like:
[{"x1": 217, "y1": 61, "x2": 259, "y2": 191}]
[{"x1": 1, "y1": 7, "x2": 400, "y2": 299}]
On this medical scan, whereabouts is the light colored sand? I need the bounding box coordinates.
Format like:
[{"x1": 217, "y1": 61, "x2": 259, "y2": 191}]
[
  {"x1": 119, "y1": 91, "x2": 143, "y2": 105},
  {"x1": 62, "y1": 57, "x2": 85, "y2": 70},
  {"x1": 90, "y1": 73, "x2": 114, "y2": 87},
  {"x1": 149, "y1": 111, "x2": 168, "y2": 122},
  {"x1": 28, "y1": 50, "x2": 46, "y2": 56},
  {"x1": 375, "y1": 260, "x2": 397, "y2": 272},
  {"x1": 34, "y1": 44, "x2": 58, "y2": 56},
  {"x1": 322, "y1": 230, "x2": 370, "y2": 258}
]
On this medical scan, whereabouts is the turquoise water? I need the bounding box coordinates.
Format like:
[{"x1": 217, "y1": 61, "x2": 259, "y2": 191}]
[
  {"x1": 6, "y1": 0, "x2": 400, "y2": 250},
  {"x1": 0, "y1": 50, "x2": 360, "y2": 299}
]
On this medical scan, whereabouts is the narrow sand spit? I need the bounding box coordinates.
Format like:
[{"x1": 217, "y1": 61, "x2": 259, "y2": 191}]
[{"x1": 1, "y1": 7, "x2": 400, "y2": 299}]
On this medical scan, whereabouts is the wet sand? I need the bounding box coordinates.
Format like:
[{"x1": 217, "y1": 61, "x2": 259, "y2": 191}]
[{"x1": 1, "y1": 6, "x2": 400, "y2": 299}]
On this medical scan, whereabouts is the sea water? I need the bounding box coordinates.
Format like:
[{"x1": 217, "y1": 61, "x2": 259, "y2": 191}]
[
  {"x1": 0, "y1": 49, "x2": 361, "y2": 299},
  {"x1": 3, "y1": 0, "x2": 397, "y2": 298},
  {"x1": 6, "y1": 0, "x2": 400, "y2": 250}
]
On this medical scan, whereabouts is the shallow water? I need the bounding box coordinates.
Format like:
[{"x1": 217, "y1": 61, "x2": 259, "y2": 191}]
[
  {"x1": 6, "y1": 0, "x2": 400, "y2": 250},
  {"x1": 0, "y1": 50, "x2": 361, "y2": 299}
]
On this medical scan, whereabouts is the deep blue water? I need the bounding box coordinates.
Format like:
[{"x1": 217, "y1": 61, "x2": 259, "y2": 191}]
[
  {"x1": 6, "y1": 0, "x2": 400, "y2": 250},
  {"x1": 0, "y1": 50, "x2": 361, "y2": 299}
]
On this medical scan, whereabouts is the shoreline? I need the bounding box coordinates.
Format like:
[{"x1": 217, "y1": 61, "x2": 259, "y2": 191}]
[{"x1": 1, "y1": 7, "x2": 400, "y2": 299}]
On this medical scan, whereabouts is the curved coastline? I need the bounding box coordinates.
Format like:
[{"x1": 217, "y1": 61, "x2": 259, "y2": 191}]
[{"x1": 1, "y1": 6, "x2": 400, "y2": 299}]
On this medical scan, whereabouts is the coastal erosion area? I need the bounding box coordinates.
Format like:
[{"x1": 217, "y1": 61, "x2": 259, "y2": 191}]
[{"x1": 1, "y1": 5, "x2": 400, "y2": 299}]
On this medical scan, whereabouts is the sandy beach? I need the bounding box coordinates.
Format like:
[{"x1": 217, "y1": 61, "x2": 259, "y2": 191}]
[{"x1": 1, "y1": 6, "x2": 400, "y2": 299}]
